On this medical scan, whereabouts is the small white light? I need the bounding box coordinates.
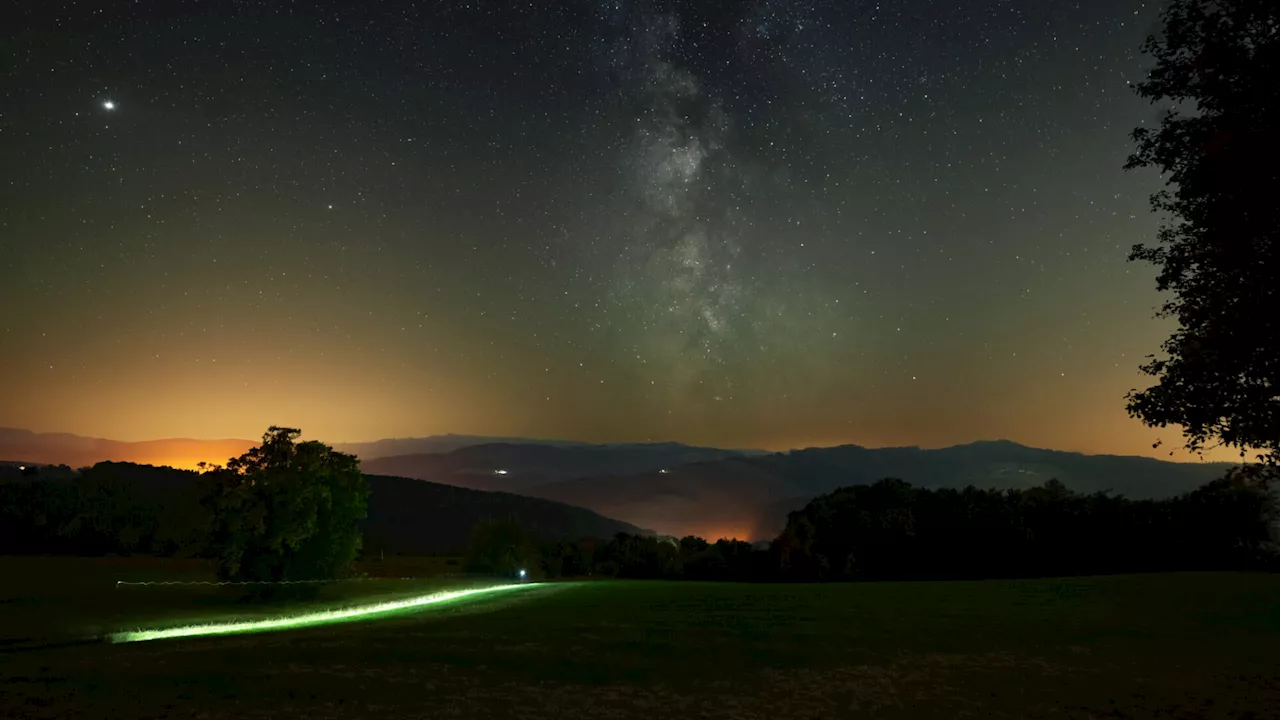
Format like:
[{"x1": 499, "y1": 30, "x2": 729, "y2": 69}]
[
  {"x1": 103, "y1": 100, "x2": 115, "y2": 110},
  {"x1": 519, "y1": 569, "x2": 526, "y2": 578},
  {"x1": 494, "y1": 469, "x2": 508, "y2": 475}
]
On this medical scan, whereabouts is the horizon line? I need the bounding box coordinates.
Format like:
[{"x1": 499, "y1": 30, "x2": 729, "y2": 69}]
[{"x1": 0, "y1": 426, "x2": 1248, "y2": 464}]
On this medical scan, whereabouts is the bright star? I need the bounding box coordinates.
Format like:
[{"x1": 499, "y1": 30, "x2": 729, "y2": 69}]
[{"x1": 103, "y1": 100, "x2": 115, "y2": 110}]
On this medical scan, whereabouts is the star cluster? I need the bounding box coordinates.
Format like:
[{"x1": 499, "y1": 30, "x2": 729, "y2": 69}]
[{"x1": 1, "y1": 0, "x2": 1207, "y2": 458}]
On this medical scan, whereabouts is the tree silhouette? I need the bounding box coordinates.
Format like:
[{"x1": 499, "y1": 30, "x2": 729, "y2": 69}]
[
  {"x1": 1124, "y1": 0, "x2": 1280, "y2": 465},
  {"x1": 773, "y1": 475, "x2": 1275, "y2": 581},
  {"x1": 202, "y1": 427, "x2": 368, "y2": 582},
  {"x1": 465, "y1": 516, "x2": 539, "y2": 576}
]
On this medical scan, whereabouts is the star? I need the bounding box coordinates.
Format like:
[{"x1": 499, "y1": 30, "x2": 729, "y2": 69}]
[{"x1": 2, "y1": 0, "x2": 1199, "y2": 463}]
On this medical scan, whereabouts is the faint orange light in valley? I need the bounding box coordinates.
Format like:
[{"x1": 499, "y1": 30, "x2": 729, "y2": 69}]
[
  {"x1": 699, "y1": 528, "x2": 754, "y2": 542},
  {"x1": 143, "y1": 457, "x2": 222, "y2": 471},
  {"x1": 114, "y1": 439, "x2": 256, "y2": 470}
]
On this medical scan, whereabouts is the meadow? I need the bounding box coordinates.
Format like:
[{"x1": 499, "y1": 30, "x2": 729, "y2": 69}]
[{"x1": 2, "y1": 556, "x2": 1278, "y2": 719}]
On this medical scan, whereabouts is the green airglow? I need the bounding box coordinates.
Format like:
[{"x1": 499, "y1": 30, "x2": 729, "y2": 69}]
[{"x1": 110, "y1": 582, "x2": 534, "y2": 644}]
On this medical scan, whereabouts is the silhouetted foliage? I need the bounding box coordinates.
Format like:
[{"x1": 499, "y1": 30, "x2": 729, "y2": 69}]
[
  {"x1": 465, "y1": 516, "x2": 540, "y2": 577},
  {"x1": 774, "y1": 473, "x2": 1277, "y2": 581},
  {"x1": 0, "y1": 463, "x2": 642, "y2": 560},
  {"x1": 536, "y1": 532, "x2": 773, "y2": 581},
  {"x1": 541, "y1": 538, "x2": 593, "y2": 577},
  {"x1": 6, "y1": 453, "x2": 1275, "y2": 582},
  {"x1": 201, "y1": 427, "x2": 368, "y2": 582},
  {"x1": 533, "y1": 468, "x2": 1276, "y2": 582},
  {"x1": 1125, "y1": 0, "x2": 1280, "y2": 466},
  {"x1": 0, "y1": 471, "x2": 79, "y2": 554},
  {"x1": 0, "y1": 462, "x2": 206, "y2": 556}
]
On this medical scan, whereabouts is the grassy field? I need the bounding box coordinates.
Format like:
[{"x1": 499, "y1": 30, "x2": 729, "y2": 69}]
[
  {"x1": 0, "y1": 555, "x2": 480, "y2": 647},
  {"x1": 1, "y1": 557, "x2": 1278, "y2": 719}
]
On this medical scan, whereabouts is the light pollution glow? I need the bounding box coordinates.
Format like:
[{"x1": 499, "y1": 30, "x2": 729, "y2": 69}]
[
  {"x1": 110, "y1": 583, "x2": 536, "y2": 643},
  {"x1": 5, "y1": 0, "x2": 1252, "y2": 474}
]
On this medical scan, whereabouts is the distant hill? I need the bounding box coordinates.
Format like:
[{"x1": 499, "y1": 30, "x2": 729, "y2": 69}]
[
  {"x1": 522, "y1": 440, "x2": 1239, "y2": 541},
  {"x1": 337, "y1": 436, "x2": 768, "y2": 464},
  {"x1": 0, "y1": 461, "x2": 648, "y2": 556},
  {"x1": 362, "y1": 474, "x2": 650, "y2": 555},
  {"x1": 360, "y1": 442, "x2": 751, "y2": 492},
  {"x1": 0, "y1": 428, "x2": 255, "y2": 470},
  {"x1": 0, "y1": 429, "x2": 600, "y2": 470},
  {"x1": 332, "y1": 435, "x2": 598, "y2": 460},
  {"x1": 0, "y1": 428, "x2": 767, "y2": 472},
  {"x1": 3, "y1": 429, "x2": 1243, "y2": 544}
]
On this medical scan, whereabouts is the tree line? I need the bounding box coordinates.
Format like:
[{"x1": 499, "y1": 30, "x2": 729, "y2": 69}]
[
  {"x1": 0, "y1": 461, "x2": 208, "y2": 557},
  {"x1": 470, "y1": 467, "x2": 1278, "y2": 583},
  {"x1": 4, "y1": 428, "x2": 1277, "y2": 584},
  {"x1": 0, "y1": 427, "x2": 367, "y2": 583},
  {"x1": 770, "y1": 470, "x2": 1278, "y2": 581},
  {"x1": 464, "y1": 518, "x2": 770, "y2": 582}
]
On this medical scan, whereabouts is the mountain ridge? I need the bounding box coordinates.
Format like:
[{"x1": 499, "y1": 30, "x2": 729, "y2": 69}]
[
  {"x1": 358, "y1": 441, "x2": 753, "y2": 491},
  {"x1": 2, "y1": 429, "x2": 1245, "y2": 543},
  {"x1": 0, "y1": 428, "x2": 770, "y2": 469},
  {"x1": 1, "y1": 460, "x2": 650, "y2": 555},
  {"x1": 515, "y1": 440, "x2": 1241, "y2": 540}
]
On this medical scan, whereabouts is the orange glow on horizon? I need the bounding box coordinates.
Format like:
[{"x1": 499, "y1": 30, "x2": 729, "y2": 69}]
[
  {"x1": 701, "y1": 529, "x2": 755, "y2": 543},
  {"x1": 142, "y1": 457, "x2": 228, "y2": 472}
]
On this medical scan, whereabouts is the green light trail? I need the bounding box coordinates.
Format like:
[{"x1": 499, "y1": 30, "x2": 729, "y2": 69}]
[{"x1": 110, "y1": 583, "x2": 534, "y2": 644}]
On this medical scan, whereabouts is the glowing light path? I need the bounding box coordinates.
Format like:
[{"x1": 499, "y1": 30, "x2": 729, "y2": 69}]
[{"x1": 110, "y1": 583, "x2": 534, "y2": 644}]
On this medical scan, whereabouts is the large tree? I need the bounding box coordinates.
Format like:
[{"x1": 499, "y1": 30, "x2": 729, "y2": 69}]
[
  {"x1": 1125, "y1": 0, "x2": 1279, "y2": 466},
  {"x1": 202, "y1": 427, "x2": 368, "y2": 582}
]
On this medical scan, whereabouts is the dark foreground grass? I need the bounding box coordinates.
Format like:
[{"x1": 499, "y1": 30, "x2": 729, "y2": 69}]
[
  {"x1": 1, "y1": 558, "x2": 1278, "y2": 719},
  {"x1": 0, "y1": 555, "x2": 478, "y2": 647}
]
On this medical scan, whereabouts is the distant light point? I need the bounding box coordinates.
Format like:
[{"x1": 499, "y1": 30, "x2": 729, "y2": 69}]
[{"x1": 103, "y1": 100, "x2": 115, "y2": 110}]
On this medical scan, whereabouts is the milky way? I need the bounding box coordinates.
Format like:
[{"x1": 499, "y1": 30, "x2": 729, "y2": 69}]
[
  {"x1": 1, "y1": 0, "x2": 1219, "y2": 458},
  {"x1": 583, "y1": 2, "x2": 845, "y2": 416}
]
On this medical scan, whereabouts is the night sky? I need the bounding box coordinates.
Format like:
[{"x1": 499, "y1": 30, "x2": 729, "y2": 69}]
[{"x1": 2, "y1": 0, "x2": 1209, "y2": 459}]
